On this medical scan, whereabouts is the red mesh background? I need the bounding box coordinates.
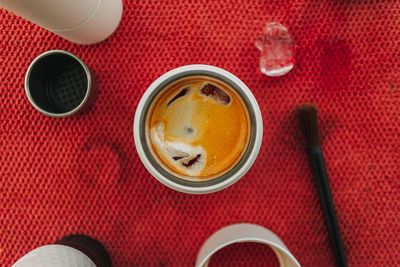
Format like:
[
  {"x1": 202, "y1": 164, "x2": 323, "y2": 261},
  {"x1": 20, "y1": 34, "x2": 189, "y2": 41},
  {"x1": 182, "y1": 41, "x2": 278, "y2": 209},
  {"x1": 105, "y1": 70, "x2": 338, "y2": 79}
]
[{"x1": 1, "y1": 1, "x2": 399, "y2": 266}]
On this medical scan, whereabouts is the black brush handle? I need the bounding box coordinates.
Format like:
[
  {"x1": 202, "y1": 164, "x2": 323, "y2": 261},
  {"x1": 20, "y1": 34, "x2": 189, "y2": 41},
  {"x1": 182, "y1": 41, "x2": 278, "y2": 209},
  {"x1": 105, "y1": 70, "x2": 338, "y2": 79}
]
[{"x1": 307, "y1": 146, "x2": 348, "y2": 267}]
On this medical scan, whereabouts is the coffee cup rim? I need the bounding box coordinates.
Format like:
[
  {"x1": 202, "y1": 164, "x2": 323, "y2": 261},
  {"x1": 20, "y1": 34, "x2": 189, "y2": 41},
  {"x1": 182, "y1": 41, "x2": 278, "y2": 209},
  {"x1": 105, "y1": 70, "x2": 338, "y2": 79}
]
[{"x1": 133, "y1": 65, "x2": 263, "y2": 194}]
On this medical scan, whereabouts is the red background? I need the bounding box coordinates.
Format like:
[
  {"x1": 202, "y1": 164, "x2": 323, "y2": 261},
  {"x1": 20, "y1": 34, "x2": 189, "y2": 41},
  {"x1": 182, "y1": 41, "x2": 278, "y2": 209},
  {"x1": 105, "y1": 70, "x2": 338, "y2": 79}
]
[{"x1": 1, "y1": 1, "x2": 399, "y2": 266}]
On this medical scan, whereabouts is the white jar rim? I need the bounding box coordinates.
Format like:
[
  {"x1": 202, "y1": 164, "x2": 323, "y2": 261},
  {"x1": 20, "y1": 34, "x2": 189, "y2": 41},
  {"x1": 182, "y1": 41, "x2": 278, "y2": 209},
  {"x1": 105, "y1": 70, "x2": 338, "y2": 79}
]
[
  {"x1": 133, "y1": 65, "x2": 263, "y2": 194},
  {"x1": 195, "y1": 224, "x2": 301, "y2": 267}
]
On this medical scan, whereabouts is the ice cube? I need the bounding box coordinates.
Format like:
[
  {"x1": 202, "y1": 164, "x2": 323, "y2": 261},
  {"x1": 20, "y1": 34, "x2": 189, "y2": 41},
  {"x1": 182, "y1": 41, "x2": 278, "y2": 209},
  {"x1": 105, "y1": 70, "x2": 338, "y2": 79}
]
[
  {"x1": 182, "y1": 154, "x2": 202, "y2": 168},
  {"x1": 200, "y1": 83, "x2": 230, "y2": 105},
  {"x1": 255, "y1": 22, "x2": 295, "y2": 77},
  {"x1": 167, "y1": 87, "x2": 188, "y2": 106}
]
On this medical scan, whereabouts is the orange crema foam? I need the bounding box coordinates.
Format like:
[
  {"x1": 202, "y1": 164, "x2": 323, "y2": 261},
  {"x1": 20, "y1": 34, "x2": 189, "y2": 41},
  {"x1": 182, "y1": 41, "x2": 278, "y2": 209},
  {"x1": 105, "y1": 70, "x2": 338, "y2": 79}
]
[{"x1": 147, "y1": 76, "x2": 250, "y2": 180}]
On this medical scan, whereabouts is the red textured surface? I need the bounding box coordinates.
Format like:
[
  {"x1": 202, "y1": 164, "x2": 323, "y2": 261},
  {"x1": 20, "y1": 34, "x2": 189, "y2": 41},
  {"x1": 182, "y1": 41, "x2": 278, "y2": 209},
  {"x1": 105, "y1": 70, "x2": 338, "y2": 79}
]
[{"x1": 1, "y1": 1, "x2": 399, "y2": 266}]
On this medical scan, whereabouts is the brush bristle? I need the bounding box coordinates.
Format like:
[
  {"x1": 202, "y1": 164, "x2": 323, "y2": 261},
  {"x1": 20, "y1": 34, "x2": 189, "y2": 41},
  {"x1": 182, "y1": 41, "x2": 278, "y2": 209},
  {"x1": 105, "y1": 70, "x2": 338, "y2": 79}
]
[{"x1": 295, "y1": 103, "x2": 321, "y2": 147}]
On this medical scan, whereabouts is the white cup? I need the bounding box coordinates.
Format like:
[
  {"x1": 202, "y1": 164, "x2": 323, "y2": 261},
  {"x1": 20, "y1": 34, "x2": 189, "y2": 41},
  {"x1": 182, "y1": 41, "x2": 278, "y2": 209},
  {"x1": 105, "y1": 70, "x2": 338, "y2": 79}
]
[
  {"x1": 133, "y1": 65, "x2": 263, "y2": 194},
  {"x1": 196, "y1": 223, "x2": 301, "y2": 267}
]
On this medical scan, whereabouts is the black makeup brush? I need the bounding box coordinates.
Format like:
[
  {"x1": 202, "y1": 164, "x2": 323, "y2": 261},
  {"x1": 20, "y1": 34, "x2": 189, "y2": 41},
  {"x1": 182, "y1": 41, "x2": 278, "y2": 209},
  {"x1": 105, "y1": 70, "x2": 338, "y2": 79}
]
[{"x1": 296, "y1": 103, "x2": 347, "y2": 267}]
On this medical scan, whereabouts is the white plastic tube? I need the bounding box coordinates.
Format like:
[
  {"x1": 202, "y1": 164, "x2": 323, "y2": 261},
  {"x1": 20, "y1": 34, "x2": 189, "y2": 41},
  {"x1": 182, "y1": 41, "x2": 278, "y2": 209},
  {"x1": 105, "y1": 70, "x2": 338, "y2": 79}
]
[{"x1": 0, "y1": 0, "x2": 123, "y2": 44}]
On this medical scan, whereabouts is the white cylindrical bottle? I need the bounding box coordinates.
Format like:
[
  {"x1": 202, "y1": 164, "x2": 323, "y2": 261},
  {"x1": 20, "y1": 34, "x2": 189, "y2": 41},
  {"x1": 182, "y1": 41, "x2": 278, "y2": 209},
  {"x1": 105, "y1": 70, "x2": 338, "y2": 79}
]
[
  {"x1": 12, "y1": 235, "x2": 111, "y2": 267},
  {"x1": 12, "y1": 245, "x2": 97, "y2": 267},
  {"x1": 0, "y1": 0, "x2": 123, "y2": 44}
]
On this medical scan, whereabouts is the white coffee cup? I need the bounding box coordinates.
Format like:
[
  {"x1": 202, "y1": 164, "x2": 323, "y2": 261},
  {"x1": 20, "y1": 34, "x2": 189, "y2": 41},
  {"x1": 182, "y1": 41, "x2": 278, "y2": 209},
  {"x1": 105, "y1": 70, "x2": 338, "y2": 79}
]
[
  {"x1": 196, "y1": 223, "x2": 301, "y2": 267},
  {"x1": 133, "y1": 65, "x2": 263, "y2": 194}
]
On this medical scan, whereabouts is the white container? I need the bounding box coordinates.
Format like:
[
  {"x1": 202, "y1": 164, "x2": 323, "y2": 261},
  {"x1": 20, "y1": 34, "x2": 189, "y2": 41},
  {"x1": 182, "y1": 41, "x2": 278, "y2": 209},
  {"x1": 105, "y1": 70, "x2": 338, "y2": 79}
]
[
  {"x1": 12, "y1": 245, "x2": 96, "y2": 267},
  {"x1": 0, "y1": 0, "x2": 123, "y2": 44},
  {"x1": 196, "y1": 224, "x2": 301, "y2": 267},
  {"x1": 133, "y1": 65, "x2": 263, "y2": 194}
]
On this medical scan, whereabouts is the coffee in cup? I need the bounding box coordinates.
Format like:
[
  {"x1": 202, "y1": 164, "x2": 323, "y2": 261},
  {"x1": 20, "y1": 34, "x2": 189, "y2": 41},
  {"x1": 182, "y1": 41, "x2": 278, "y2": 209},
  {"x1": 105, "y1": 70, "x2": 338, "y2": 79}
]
[
  {"x1": 134, "y1": 65, "x2": 263, "y2": 194},
  {"x1": 147, "y1": 75, "x2": 250, "y2": 180}
]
